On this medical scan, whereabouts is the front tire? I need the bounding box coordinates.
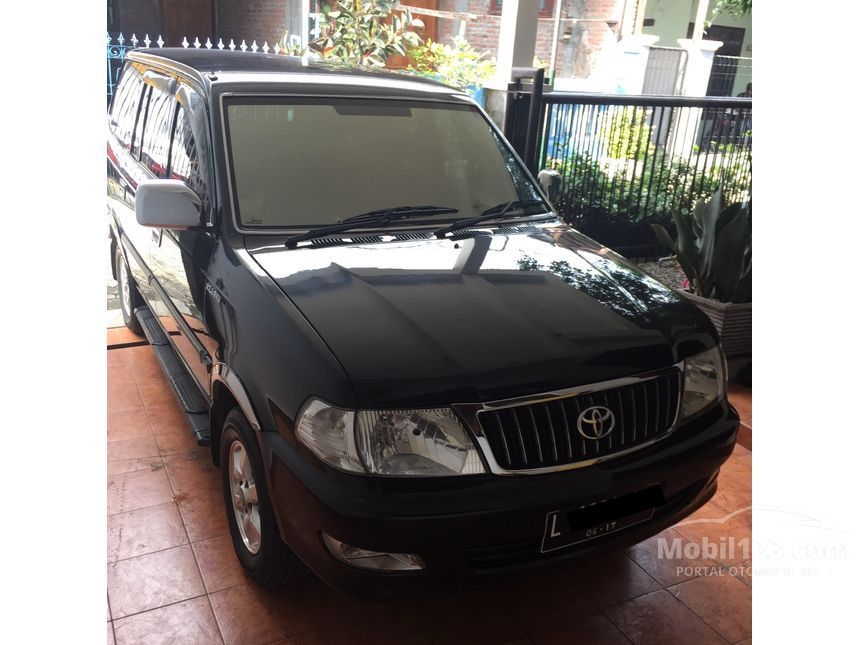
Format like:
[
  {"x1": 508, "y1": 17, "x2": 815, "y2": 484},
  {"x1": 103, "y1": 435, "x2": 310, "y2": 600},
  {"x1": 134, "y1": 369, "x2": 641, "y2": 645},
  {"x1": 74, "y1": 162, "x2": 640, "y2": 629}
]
[
  {"x1": 115, "y1": 247, "x2": 143, "y2": 335},
  {"x1": 220, "y1": 408, "x2": 304, "y2": 587}
]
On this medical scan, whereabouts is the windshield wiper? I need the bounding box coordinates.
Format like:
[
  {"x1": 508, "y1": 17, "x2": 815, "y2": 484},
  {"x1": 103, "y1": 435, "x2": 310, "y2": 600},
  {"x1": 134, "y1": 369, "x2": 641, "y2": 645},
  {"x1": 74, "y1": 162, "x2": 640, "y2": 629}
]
[
  {"x1": 433, "y1": 199, "x2": 549, "y2": 238},
  {"x1": 285, "y1": 205, "x2": 459, "y2": 248}
]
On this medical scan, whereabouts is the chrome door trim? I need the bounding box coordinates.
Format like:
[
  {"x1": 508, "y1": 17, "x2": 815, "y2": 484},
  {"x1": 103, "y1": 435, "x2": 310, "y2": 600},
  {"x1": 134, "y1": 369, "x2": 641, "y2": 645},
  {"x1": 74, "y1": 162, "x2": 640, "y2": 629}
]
[{"x1": 453, "y1": 362, "x2": 685, "y2": 476}]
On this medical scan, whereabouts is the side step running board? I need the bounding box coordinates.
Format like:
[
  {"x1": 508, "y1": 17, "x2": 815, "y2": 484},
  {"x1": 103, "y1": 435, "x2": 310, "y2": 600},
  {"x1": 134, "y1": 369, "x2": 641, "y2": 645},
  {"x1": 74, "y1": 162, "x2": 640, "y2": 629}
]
[{"x1": 135, "y1": 307, "x2": 211, "y2": 446}]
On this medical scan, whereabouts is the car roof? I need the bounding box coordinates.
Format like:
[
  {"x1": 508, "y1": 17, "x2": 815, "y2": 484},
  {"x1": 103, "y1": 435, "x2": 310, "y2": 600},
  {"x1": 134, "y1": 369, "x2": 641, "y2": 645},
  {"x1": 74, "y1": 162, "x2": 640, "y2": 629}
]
[{"x1": 127, "y1": 48, "x2": 457, "y2": 95}]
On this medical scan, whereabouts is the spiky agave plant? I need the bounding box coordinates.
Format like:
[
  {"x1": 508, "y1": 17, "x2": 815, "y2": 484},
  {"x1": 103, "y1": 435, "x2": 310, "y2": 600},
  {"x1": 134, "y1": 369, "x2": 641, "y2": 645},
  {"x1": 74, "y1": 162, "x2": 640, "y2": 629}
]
[{"x1": 652, "y1": 190, "x2": 751, "y2": 303}]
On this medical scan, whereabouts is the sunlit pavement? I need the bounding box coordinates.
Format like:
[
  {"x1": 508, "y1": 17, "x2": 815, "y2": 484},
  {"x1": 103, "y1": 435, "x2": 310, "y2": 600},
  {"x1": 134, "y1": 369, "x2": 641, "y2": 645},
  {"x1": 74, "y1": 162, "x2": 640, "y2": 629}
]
[{"x1": 107, "y1": 325, "x2": 752, "y2": 645}]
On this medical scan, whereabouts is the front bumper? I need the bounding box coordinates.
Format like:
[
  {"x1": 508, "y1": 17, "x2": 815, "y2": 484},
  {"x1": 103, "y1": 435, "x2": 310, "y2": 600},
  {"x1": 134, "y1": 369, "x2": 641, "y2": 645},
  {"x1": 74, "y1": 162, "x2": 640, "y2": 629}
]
[{"x1": 261, "y1": 399, "x2": 738, "y2": 597}]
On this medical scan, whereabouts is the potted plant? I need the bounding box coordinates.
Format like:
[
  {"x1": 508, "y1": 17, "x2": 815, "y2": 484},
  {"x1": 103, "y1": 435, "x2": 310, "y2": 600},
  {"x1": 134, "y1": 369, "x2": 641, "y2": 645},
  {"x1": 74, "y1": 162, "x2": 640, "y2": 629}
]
[{"x1": 652, "y1": 190, "x2": 751, "y2": 358}]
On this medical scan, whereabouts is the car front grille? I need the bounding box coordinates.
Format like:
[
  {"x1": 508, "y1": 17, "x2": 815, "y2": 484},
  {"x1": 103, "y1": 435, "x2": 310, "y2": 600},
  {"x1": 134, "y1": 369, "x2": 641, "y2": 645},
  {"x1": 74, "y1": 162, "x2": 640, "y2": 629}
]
[{"x1": 476, "y1": 368, "x2": 682, "y2": 471}]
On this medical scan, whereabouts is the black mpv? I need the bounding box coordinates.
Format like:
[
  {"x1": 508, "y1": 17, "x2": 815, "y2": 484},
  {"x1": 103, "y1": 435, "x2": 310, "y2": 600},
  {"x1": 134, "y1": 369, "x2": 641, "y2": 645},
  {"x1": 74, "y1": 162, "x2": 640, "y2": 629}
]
[{"x1": 107, "y1": 49, "x2": 739, "y2": 596}]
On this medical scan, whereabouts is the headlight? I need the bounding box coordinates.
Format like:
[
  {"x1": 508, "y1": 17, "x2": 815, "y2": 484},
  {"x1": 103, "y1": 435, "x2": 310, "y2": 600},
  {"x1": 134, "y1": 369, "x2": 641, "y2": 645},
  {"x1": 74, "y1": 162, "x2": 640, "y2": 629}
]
[
  {"x1": 681, "y1": 346, "x2": 726, "y2": 419},
  {"x1": 295, "y1": 400, "x2": 485, "y2": 476},
  {"x1": 356, "y1": 409, "x2": 485, "y2": 476},
  {"x1": 295, "y1": 399, "x2": 364, "y2": 473}
]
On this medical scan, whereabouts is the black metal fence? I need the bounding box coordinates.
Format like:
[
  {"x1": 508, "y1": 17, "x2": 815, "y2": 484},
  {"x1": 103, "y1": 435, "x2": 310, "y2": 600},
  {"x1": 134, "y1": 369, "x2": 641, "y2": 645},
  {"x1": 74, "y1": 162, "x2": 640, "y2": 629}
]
[{"x1": 530, "y1": 93, "x2": 752, "y2": 257}]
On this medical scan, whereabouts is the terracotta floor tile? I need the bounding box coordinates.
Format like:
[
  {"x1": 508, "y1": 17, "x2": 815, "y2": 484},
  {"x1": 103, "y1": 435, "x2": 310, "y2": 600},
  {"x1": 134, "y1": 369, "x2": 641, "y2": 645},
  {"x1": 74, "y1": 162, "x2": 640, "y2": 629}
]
[
  {"x1": 209, "y1": 582, "x2": 322, "y2": 645},
  {"x1": 191, "y1": 534, "x2": 247, "y2": 593},
  {"x1": 414, "y1": 587, "x2": 527, "y2": 644},
  {"x1": 325, "y1": 607, "x2": 430, "y2": 645},
  {"x1": 108, "y1": 327, "x2": 145, "y2": 347},
  {"x1": 709, "y1": 458, "x2": 752, "y2": 518},
  {"x1": 108, "y1": 503, "x2": 188, "y2": 562},
  {"x1": 732, "y1": 443, "x2": 750, "y2": 457},
  {"x1": 108, "y1": 410, "x2": 153, "y2": 442},
  {"x1": 108, "y1": 348, "x2": 130, "y2": 366},
  {"x1": 108, "y1": 435, "x2": 161, "y2": 463},
  {"x1": 108, "y1": 366, "x2": 145, "y2": 414},
  {"x1": 127, "y1": 349, "x2": 166, "y2": 382},
  {"x1": 166, "y1": 457, "x2": 221, "y2": 497},
  {"x1": 530, "y1": 612, "x2": 629, "y2": 645},
  {"x1": 108, "y1": 458, "x2": 164, "y2": 477},
  {"x1": 112, "y1": 596, "x2": 223, "y2": 645},
  {"x1": 505, "y1": 569, "x2": 596, "y2": 632},
  {"x1": 154, "y1": 430, "x2": 203, "y2": 462},
  {"x1": 737, "y1": 422, "x2": 752, "y2": 451},
  {"x1": 604, "y1": 589, "x2": 727, "y2": 645},
  {"x1": 669, "y1": 573, "x2": 752, "y2": 643},
  {"x1": 570, "y1": 552, "x2": 661, "y2": 609},
  {"x1": 177, "y1": 488, "x2": 229, "y2": 542},
  {"x1": 145, "y1": 402, "x2": 191, "y2": 436},
  {"x1": 108, "y1": 467, "x2": 174, "y2": 515},
  {"x1": 107, "y1": 545, "x2": 205, "y2": 619},
  {"x1": 728, "y1": 385, "x2": 751, "y2": 426},
  {"x1": 138, "y1": 378, "x2": 178, "y2": 409},
  {"x1": 627, "y1": 527, "x2": 721, "y2": 587}
]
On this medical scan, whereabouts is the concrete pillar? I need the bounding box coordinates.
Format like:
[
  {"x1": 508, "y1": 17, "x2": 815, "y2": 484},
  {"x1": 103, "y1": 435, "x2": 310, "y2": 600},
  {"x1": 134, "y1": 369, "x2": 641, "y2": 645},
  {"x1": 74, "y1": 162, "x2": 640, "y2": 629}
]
[
  {"x1": 615, "y1": 34, "x2": 660, "y2": 94},
  {"x1": 492, "y1": 0, "x2": 541, "y2": 88},
  {"x1": 677, "y1": 38, "x2": 723, "y2": 97},
  {"x1": 672, "y1": 38, "x2": 723, "y2": 156}
]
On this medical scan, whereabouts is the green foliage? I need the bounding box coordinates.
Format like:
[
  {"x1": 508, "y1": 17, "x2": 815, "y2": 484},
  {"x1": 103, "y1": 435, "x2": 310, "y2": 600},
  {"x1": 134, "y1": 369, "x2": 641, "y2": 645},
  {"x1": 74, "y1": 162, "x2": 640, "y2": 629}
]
[
  {"x1": 408, "y1": 36, "x2": 496, "y2": 90},
  {"x1": 284, "y1": 0, "x2": 424, "y2": 67},
  {"x1": 713, "y1": 0, "x2": 752, "y2": 18},
  {"x1": 550, "y1": 151, "x2": 750, "y2": 227},
  {"x1": 598, "y1": 107, "x2": 655, "y2": 160},
  {"x1": 651, "y1": 191, "x2": 751, "y2": 303}
]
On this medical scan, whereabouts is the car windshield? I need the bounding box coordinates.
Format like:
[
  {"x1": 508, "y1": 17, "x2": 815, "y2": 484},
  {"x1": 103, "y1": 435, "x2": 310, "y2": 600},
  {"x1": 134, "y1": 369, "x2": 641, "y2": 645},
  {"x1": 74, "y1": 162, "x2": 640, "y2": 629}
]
[{"x1": 224, "y1": 97, "x2": 548, "y2": 228}]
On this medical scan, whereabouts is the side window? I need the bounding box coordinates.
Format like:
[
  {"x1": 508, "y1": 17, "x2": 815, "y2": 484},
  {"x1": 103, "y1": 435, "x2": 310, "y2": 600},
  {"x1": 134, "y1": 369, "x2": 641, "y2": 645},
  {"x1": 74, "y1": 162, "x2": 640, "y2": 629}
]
[
  {"x1": 110, "y1": 64, "x2": 144, "y2": 149},
  {"x1": 170, "y1": 105, "x2": 208, "y2": 200},
  {"x1": 132, "y1": 85, "x2": 152, "y2": 158},
  {"x1": 140, "y1": 86, "x2": 175, "y2": 177}
]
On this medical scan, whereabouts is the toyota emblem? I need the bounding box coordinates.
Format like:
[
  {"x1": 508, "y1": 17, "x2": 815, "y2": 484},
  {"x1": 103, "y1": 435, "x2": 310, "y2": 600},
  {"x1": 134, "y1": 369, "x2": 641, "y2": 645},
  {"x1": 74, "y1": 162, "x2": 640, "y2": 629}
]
[{"x1": 577, "y1": 405, "x2": 615, "y2": 440}]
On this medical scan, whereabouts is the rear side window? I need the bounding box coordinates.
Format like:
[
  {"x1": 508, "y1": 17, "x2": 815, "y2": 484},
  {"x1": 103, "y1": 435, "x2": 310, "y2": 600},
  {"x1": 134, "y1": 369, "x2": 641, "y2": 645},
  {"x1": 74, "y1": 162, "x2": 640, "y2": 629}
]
[
  {"x1": 110, "y1": 65, "x2": 144, "y2": 149},
  {"x1": 170, "y1": 106, "x2": 207, "y2": 199},
  {"x1": 132, "y1": 86, "x2": 152, "y2": 158},
  {"x1": 140, "y1": 86, "x2": 176, "y2": 177}
]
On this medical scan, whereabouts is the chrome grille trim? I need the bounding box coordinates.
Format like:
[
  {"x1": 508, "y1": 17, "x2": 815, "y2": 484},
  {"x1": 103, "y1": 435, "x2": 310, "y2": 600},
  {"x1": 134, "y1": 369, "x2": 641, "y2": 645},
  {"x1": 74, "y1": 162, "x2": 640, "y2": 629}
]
[{"x1": 454, "y1": 362, "x2": 684, "y2": 476}]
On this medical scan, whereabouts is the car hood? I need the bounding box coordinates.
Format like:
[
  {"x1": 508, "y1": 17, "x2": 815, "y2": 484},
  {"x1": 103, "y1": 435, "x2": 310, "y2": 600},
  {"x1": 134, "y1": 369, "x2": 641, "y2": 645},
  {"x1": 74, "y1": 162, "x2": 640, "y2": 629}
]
[{"x1": 246, "y1": 225, "x2": 715, "y2": 407}]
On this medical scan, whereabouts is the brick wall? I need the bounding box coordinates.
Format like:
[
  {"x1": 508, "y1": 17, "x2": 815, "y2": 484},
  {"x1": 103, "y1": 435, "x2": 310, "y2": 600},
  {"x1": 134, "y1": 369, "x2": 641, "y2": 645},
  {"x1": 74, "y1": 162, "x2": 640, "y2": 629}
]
[
  {"x1": 436, "y1": 0, "x2": 624, "y2": 80},
  {"x1": 216, "y1": 0, "x2": 289, "y2": 45},
  {"x1": 114, "y1": 0, "x2": 162, "y2": 39}
]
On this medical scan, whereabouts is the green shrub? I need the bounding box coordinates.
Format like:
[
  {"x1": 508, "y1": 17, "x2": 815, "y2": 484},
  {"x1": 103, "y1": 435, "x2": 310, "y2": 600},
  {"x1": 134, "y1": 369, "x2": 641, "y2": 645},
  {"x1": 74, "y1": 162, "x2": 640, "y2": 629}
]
[
  {"x1": 280, "y1": 0, "x2": 423, "y2": 66},
  {"x1": 598, "y1": 107, "x2": 655, "y2": 160},
  {"x1": 408, "y1": 36, "x2": 495, "y2": 90}
]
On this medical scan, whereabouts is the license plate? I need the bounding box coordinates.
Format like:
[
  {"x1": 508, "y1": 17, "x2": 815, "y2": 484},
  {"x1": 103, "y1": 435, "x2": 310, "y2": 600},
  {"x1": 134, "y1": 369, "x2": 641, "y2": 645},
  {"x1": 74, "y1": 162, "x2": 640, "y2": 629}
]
[{"x1": 541, "y1": 507, "x2": 655, "y2": 553}]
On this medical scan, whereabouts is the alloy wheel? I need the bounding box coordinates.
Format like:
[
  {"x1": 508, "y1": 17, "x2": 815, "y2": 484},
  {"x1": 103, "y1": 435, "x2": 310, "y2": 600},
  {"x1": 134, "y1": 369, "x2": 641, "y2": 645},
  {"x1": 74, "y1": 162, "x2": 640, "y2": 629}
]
[{"x1": 229, "y1": 440, "x2": 261, "y2": 554}]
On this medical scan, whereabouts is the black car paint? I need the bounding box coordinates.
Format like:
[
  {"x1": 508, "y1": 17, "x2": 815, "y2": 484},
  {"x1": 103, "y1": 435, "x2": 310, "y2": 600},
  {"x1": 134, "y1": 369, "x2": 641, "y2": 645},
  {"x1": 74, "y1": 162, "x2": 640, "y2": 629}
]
[{"x1": 108, "y1": 49, "x2": 739, "y2": 596}]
